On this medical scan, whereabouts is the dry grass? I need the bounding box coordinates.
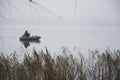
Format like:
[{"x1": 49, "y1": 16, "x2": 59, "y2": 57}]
[{"x1": 0, "y1": 48, "x2": 120, "y2": 80}]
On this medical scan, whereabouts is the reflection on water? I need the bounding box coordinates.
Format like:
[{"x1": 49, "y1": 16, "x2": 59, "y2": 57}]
[{"x1": 20, "y1": 40, "x2": 40, "y2": 48}]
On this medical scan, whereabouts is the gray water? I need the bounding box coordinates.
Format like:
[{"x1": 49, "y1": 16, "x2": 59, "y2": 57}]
[{"x1": 0, "y1": 24, "x2": 120, "y2": 55}]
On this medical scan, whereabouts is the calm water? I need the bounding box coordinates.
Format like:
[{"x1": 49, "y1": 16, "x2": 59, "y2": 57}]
[{"x1": 0, "y1": 24, "x2": 120, "y2": 55}]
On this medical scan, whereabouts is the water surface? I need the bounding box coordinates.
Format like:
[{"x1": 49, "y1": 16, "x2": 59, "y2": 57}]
[{"x1": 0, "y1": 24, "x2": 120, "y2": 55}]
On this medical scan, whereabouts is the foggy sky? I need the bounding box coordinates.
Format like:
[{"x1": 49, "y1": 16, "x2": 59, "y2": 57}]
[
  {"x1": 0, "y1": 0, "x2": 120, "y2": 54},
  {"x1": 0, "y1": 0, "x2": 120, "y2": 26}
]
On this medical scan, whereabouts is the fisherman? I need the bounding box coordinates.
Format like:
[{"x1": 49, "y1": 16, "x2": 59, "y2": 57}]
[
  {"x1": 29, "y1": 0, "x2": 32, "y2": 2},
  {"x1": 23, "y1": 30, "x2": 30, "y2": 37}
]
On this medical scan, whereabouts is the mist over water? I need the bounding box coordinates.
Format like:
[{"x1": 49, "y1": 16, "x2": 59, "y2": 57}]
[
  {"x1": 0, "y1": 24, "x2": 120, "y2": 55},
  {"x1": 0, "y1": 0, "x2": 120, "y2": 55}
]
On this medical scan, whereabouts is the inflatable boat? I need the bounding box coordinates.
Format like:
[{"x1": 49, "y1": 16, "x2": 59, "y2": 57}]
[{"x1": 20, "y1": 36, "x2": 41, "y2": 41}]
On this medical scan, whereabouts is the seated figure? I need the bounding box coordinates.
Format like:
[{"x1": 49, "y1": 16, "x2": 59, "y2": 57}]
[
  {"x1": 23, "y1": 30, "x2": 30, "y2": 37},
  {"x1": 29, "y1": 0, "x2": 32, "y2": 2}
]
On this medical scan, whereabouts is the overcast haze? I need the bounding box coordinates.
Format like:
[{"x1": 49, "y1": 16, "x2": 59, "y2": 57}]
[
  {"x1": 0, "y1": 0, "x2": 120, "y2": 25},
  {"x1": 0, "y1": 0, "x2": 120, "y2": 54}
]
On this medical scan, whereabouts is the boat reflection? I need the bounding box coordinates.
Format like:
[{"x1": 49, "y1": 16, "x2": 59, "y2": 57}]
[{"x1": 20, "y1": 40, "x2": 40, "y2": 48}]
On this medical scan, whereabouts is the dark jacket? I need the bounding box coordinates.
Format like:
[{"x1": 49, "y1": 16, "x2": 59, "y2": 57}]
[{"x1": 24, "y1": 31, "x2": 30, "y2": 37}]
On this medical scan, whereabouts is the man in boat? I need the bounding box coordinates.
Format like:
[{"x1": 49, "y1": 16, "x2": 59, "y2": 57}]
[
  {"x1": 29, "y1": 0, "x2": 32, "y2": 2},
  {"x1": 23, "y1": 30, "x2": 30, "y2": 37}
]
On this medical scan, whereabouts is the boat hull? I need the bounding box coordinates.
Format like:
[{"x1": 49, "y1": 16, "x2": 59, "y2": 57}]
[{"x1": 20, "y1": 36, "x2": 41, "y2": 41}]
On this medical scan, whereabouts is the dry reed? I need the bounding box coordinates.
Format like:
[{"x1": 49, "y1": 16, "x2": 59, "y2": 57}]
[{"x1": 0, "y1": 48, "x2": 120, "y2": 80}]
